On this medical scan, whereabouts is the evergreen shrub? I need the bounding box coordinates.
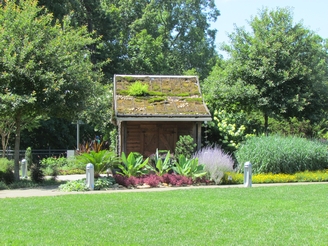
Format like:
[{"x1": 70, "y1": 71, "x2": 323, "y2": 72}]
[
  {"x1": 0, "y1": 181, "x2": 8, "y2": 190},
  {"x1": 30, "y1": 164, "x2": 45, "y2": 183},
  {"x1": 174, "y1": 135, "x2": 196, "y2": 159},
  {"x1": 235, "y1": 135, "x2": 328, "y2": 174}
]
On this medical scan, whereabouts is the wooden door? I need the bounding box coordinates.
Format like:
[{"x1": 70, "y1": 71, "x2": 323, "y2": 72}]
[
  {"x1": 158, "y1": 126, "x2": 177, "y2": 153},
  {"x1": 141, "y1": 125, "x2": 158, "y2": 157}
]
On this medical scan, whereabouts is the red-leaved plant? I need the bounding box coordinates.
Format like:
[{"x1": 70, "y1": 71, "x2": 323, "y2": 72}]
[
  {"x1": 115, "y1": 173, "x2": 199, "y2": 188},
  {"x1": 113, "y1": 174, "x2": 130, "y2": 187},
  {"x1": 162, "y1": 173, "x2": 192, "y2": 186},
  {"x1": 143, "y1": 174, "x2": 161, "y2": 187}
]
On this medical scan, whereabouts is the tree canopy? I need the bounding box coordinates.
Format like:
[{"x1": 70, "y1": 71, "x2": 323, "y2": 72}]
[
  {"x1": 39, "y1": 0, "x2": 220, "y2": 80},
  {"x1": 204, "y1": 7, "x2": 328, "y2": 130},
  {"x1": 0, "y1": 0, "x2": 104, "y2": 180}
]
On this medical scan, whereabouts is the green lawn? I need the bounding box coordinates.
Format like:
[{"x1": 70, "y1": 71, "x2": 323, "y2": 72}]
[{"x1": 1, "y1": 184, "x2": 327, "y2": 245}]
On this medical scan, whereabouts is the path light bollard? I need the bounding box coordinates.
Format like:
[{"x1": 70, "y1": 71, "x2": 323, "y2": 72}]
[
  {"x1": 86, "y1": 163, "x2": 94, "y2": 190},
  {"x1": 244, "y1": 161, "x2": 252, "y2": 188},
  {"x1": 21, "y1": 159, "x2": 27, "y2": 179}
]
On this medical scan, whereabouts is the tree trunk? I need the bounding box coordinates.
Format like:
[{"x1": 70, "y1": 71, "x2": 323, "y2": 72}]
[
  {"x1": 1, "y1": 133, "x2": 5, "y2": 158},
  {"x1": 1, "y1": 122, "x2": 14, "y2": 158},
  {"x1": 264, "y1": 113, "x2": 269, "y2": 136},
  {"x1": 14, "y1": 116, "x2": 21, "y2": 181}
]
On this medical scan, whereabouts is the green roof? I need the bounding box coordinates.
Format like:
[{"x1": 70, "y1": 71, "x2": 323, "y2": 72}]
[{"x1": 114, "y1": 75, "x2": 212, "y2": 121}]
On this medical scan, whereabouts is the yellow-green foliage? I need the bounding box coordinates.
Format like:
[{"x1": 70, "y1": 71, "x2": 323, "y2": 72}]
[
  {"x1": 295, "y1": 170, "x2": 328, "y2": 182},
  {"x1": 128, "y1": 81, "x2": 149, "y2": 96},
  {"x1": 221, "y1": 169, "x2": 328, "y2": 184},
  {"x1": 252, "y1": 173, "x2": 297, "y2": 183},
  {"x1": 148, "y1": 97, "x2": 166, "y2": 103}
]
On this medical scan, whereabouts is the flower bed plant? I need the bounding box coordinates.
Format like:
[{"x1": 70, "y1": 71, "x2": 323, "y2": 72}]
[
  {"x1": 59, "y1": 176, "x2": 116, "y2": 192},
  {"x1": 221, "y1": 169, "x2": 328, "y2": 185}
]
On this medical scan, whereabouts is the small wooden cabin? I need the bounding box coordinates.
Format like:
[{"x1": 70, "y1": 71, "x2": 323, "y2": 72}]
[{"x1": 113, "y1": 75, "x2": 212, "y2": 157}]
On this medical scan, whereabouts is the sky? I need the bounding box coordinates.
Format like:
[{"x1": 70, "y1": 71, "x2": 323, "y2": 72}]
[{"x1": 212, "y1": 0, "x2": 328, "y2": 57}]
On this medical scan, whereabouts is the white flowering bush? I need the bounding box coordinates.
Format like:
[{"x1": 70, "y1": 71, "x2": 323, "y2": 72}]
[{"x1": 213, "y1": 109, "x2": 253, "y2": 152}]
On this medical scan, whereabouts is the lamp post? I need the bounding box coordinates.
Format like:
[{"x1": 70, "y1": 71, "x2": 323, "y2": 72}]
[
  {"x1": 75, "y1": 120, "x2": 84, "y2": 151},
  {"x1": 76, "y1": 120, "x2": 80, "y2": 151}
]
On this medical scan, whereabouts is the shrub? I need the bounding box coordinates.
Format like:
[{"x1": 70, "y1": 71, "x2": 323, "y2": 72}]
[
  {"x1": 193, "y1": 145, "x2": 234, "y2": 184},
  {"x1": 0, "y1": 169, "x2": 15, "y2": 185},
  {"x1": 117, "y1": 152, "x2": 149, "y2": 177},
  {"x1": 162, "y1": 173, "x2": 192, "y2": 186},
  {"x1": 94, "y1": 177, "x2": 115, "y2": 190},
  {"x1": 0, "y1": 181, "x2": 8, "y2": 190},
  {"x1": 58, "y1": 168, "x2": 85, "y2": 175},
  {"x1": 172, "y1": 155, "x2": 206, "y2": 179},
  {"x1": 40, "y1": 157, "x2": 69, "y2": 168},
  {"x1": 268, "y1": 117, "x2": 317, "y2": 138},
  {"x1": 176, "y1": 175, "x2": 193, "y2": 186},
  {"x1": 41, "y1": 157, "x2": 67, "y2": 176},
  {"x1": 127, "y1": 176, "x2": 141, "y2": 186},
  {"x1": 114, "y1": 174, "x2": 130, "y2": 187},
  {"x1": 235, "y1": 135, "x2": 328, "y2": 174},
  {"x1": 77, "y1": 150, "x2": 118, "y2": 178},
  {"x1": 0, "y1": 158, "x2": 14, "y2": 185},
  {"x1": 113, "y1": 174, "x2": 148, "y2": 187},
  {"x1": 221, "y1": 172, "x2": 244, "y2": 184},
  {"x1": 212, "y1": 110, "x2": 248, "y2": 152},
  {"x1": 143, "y1": 174, "x2": 161, "y2": 187},
  {"x1": 109, "y1": 128, "x2": 118, "y2": 152},
  {"x1": 59, "y1": 180, "x2": 89, "y2": 192},
  {"x1": 30, "y1": 164, "x2": 45, "y2": 183},
  {"x1": 174, "y1": 135, "x2": 196, "y2": 159},
  {"x1": 148, "y1": 149, "x2": 172, "y2": 176},
  {"x1": 0, "y1": 158, "x2": 14, "y2": 171},
  {"x1": 25, "y1": 147, "x2": 33, "y2": 170}
]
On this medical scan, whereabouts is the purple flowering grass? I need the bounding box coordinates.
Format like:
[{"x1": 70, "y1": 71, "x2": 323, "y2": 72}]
[{"x1": 193, "y1": 145, "x2": 234, "y2": 184}]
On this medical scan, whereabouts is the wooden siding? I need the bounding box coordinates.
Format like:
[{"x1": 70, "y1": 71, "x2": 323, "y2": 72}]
[{"x1": 120, "y1": 121, "x2": 199, "y2": 157}]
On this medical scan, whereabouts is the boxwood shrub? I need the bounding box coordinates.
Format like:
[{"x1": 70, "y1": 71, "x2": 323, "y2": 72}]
[{"x1": 235, "y1": 135, "x2": 328, "y2": 174}]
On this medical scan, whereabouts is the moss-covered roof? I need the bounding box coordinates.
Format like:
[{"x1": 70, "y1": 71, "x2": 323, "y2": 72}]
[{"x1": 114, "y1": 75, "x2": 211, "y2": 121}]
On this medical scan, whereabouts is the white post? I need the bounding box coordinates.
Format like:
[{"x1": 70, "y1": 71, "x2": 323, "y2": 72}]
[
  {"x1": 86, "y1": 163, "x2": 94, "y2": 190},
  {"x1": 244, "y1": 162, "x2": 252, "y2": 187},
  {"x1": 21, "y1": 159, "x2": 27, "y2": 179}
]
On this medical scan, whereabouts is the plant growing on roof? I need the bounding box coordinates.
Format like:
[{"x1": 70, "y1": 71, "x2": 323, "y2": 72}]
[
  {"x1": 117, "y1": 152, "x2": 149, "y2": 177},
  {"x1": 128, "y1": 81, "x2": 149, "y2": 96}
]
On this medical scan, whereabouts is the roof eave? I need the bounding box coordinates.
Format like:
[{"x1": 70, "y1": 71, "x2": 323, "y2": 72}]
[{"x1": 116, "y1": 115, "x2": 212, "y2": 122}]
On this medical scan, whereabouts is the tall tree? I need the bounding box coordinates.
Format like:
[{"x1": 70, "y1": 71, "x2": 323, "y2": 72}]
[
  {"x1": 0, "y1": 0, "x2": 104, "y2": 180},
  {"x1": 23, "y1": 0, "x2": 220, "y2": 150},
  {"x1": 205, "y1": 7, "x2": 328, "y2": 131},
  {"x1": 39, "y1": 0, "x2": 220, "y2": 80},
  {"x1": 124, "y1": 0, "x2": 220, "y2": 79}
]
